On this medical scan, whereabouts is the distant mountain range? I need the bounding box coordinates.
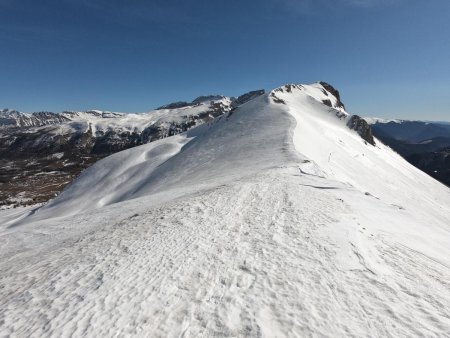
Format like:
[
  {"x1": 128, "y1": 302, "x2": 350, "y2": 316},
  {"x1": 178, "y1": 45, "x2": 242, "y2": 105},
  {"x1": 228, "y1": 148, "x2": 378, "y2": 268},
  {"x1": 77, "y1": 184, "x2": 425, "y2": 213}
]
[{"x1": 367, "y1": 119, "x2": 450, "y2": 186}]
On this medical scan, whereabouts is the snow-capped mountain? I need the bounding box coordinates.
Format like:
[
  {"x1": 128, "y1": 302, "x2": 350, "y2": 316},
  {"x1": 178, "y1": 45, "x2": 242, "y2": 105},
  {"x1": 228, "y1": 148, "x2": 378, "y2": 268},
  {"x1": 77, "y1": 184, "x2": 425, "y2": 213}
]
[
  {"x1": 0, "y1": 108, "x2": 70, "y2": 128},
  {"x1": 0, "y1": 91, "x2": 267, "y2": 157},
  {"x1": 1, "y1": 82, "x2": 449, "y2": 337},
  {"x1": 0, "y1": 91, "x2": 259, "y2": 207},
  {"x1": 1, "y1": 96, "x2": 234, "y2": 141}
]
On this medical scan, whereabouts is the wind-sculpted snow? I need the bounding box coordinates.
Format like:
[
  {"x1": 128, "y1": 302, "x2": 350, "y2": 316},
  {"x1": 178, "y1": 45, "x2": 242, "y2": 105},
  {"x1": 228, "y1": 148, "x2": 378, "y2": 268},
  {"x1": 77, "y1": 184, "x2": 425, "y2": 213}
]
[
  {"x1": 25, "y1": 94, "x2": 295, "y2": 220},
  {"x1": 1, "y1": 170, "x2": 449, "y2": 337},
  {"x1": 1, "y1": 82, "x2": 449, "y2": 337}
]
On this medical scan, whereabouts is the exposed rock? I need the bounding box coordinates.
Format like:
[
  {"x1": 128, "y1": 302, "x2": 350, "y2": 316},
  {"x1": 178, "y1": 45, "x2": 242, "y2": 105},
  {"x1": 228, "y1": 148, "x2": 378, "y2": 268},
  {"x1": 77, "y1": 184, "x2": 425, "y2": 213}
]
[
  {"x1": 272, "y1": 84, "x2": 303, "y2": 94},
  {"x1": 192, "y1": 95, "x2": 225, "y2": 105},
  {"x1": 347, "y1": 115, "x2": 376, "y2": 146},
  {"x1": 319, "y1": 82, "x2": 345, "y2": 109},
  {"x1": 157, "y1": 95, "x2": 226, "y2": 110},
  {"x1": 231, "y1": 90, "x2": 265, "y2": 108},
  {"x1": 156, "y1": 101, "x2": 191, "y2": 110},
  {"x1": 322, "y1": 99, "x2": 332, "y2": 108},
  {"x1": 269, "y1": 92, "x2": 286, "y2": 104}
]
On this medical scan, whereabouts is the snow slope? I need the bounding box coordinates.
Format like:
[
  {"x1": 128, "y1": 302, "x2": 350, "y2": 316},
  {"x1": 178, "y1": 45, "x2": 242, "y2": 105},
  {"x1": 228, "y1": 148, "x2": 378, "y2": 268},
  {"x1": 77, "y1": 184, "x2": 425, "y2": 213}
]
[
  {"x1": 24, "y1": 93, "x2": 293, "y2": 221},
  {"x1": 1, "y1": 82, "x2": 449, "y2": 337}
]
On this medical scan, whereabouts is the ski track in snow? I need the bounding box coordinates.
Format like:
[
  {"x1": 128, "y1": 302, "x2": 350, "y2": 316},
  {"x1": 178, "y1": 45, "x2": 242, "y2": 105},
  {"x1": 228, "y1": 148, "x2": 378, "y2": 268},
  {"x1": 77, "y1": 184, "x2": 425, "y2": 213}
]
[{"x1": 1, "y1": 169, "x2": 449, "y2": 337}]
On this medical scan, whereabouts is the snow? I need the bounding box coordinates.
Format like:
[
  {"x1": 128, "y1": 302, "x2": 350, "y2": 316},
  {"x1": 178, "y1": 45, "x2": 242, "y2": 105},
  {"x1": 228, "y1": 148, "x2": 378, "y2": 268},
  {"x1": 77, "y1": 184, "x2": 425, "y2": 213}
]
[
  {"x1": 365, "y1": 117, "x2": 450, "y2": 125},
  {"x1": 364, "y1": 117, "x2": 404, "y2": 124},
  {"x1": 57, "y1": 98, "x2": 232, "y2": 136},
  {"x1": 1, "y1": 82, "x2": 449, "y2": 337},
  {"x1": 50, "y1": 152, "x2": 65, "y2": 159},
  {"x1": 2, "y1": 97, "x2": 232, "y2": 137}
]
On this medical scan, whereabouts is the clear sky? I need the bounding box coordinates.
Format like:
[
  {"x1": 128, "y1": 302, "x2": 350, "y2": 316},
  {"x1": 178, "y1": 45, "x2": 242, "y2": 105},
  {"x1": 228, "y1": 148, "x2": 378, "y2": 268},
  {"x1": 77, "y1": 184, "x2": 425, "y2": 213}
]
[{"x1": 1, "y1": 0, "x2": 449, "y2": 121}]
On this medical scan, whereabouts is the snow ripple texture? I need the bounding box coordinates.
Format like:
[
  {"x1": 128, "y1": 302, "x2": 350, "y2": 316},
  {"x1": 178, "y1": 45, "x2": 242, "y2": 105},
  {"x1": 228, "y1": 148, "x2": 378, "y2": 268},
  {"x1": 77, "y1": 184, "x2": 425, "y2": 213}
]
[
  {"x1": 1, "y1": 171, "x2": 449, "y2": 337},
  {"x1": 1, "y1": 83, "x2": 449, "y2": 337}
]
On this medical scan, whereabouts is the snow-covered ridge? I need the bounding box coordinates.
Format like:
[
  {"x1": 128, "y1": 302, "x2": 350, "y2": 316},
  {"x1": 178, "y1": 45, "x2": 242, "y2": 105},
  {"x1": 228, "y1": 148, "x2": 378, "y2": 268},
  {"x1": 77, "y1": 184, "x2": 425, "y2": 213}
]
[
  {"x1": 2, "y1": 82, "x2": 351, "y2": 139},
  {"x1": 21, "y1": 81, "x2": 443, "y2": 222},
  {"x1": 270, "y1": 82, "x2": 347, "y2": 114},
  {"x1": 2, "y1": 82, "x2": 359, "y2": 160},
  {"x1": 3, "y1": 82, "x2": 350, "y2": 134},
  {"x1": 10, "y1": 81, "x2": 356, "y2": 219},
  {"x1": 1, "y1": 82, "x2": 450, "y2": 337},
  {"x1": 270, "y1": 83, "x2": 375, "y2": 145}
]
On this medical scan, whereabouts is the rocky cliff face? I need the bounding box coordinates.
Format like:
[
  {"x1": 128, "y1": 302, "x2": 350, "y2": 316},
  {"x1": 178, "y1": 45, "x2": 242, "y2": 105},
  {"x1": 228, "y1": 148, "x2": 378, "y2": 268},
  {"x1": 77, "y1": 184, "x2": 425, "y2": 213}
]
[
  {"x1": 347, "y1": 115, "x2": 376, "y2": 146},
  {"x1": 318, "y1": 82, "x2": 345, "y2": 110}
]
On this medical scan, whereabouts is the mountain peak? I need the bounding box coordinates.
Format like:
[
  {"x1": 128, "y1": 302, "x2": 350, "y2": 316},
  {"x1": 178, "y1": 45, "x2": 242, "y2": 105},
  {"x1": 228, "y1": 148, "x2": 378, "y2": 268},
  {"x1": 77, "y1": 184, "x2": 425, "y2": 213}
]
[
  {"x1": 268, "y1": 82, "x2": 377, "y2": 146},
  {"x1": 270, "y1": 82, "x2": 347, "y2": 114}
]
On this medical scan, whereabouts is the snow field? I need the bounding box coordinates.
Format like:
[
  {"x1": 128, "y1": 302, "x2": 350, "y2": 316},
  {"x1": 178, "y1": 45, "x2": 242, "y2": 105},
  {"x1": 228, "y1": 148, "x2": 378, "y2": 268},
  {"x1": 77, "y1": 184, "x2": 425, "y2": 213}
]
[
  {"x1": 1, "y1": 169, "x2": 449, "y2": 337},
  {"x1": 1, "y1": 82, "x2": 449, "y2": 337}
]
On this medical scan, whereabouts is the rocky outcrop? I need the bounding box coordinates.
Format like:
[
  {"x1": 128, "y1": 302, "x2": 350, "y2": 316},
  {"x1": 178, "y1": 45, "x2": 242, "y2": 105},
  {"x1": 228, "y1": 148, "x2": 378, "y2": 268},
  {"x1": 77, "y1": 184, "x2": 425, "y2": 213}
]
[
  {"x1": 231, "y1": 90, "x2": 265, "y2": 108},
  {"x1": 157, "y1": 95, "x2": 226, "y2": 110},
  {"x1": 322, "y1": 99, "x2": 333, "y2": 108},
  {"x1": 270, "y1": 93, "x2": 286, "y2": 104},
  {"x1": 319, "y1": 82, "x2": 345, "y2": 110},
  {"x1": 192, "y1": 95, "x2": 225, "y2": 105},
  {"x1": 156, "y1": 101, "x2": 191, "y2": 110},
  {"x1": 347, "y1": 115, "x2": 376, "y2": 146}
]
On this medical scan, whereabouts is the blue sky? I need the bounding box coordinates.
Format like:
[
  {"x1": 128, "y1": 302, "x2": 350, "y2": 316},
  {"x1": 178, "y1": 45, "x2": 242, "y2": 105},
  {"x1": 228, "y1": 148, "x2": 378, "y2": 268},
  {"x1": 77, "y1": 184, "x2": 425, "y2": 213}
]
[{"x1": 1, "y1": 0, "x2": 449, "y2": 120}]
